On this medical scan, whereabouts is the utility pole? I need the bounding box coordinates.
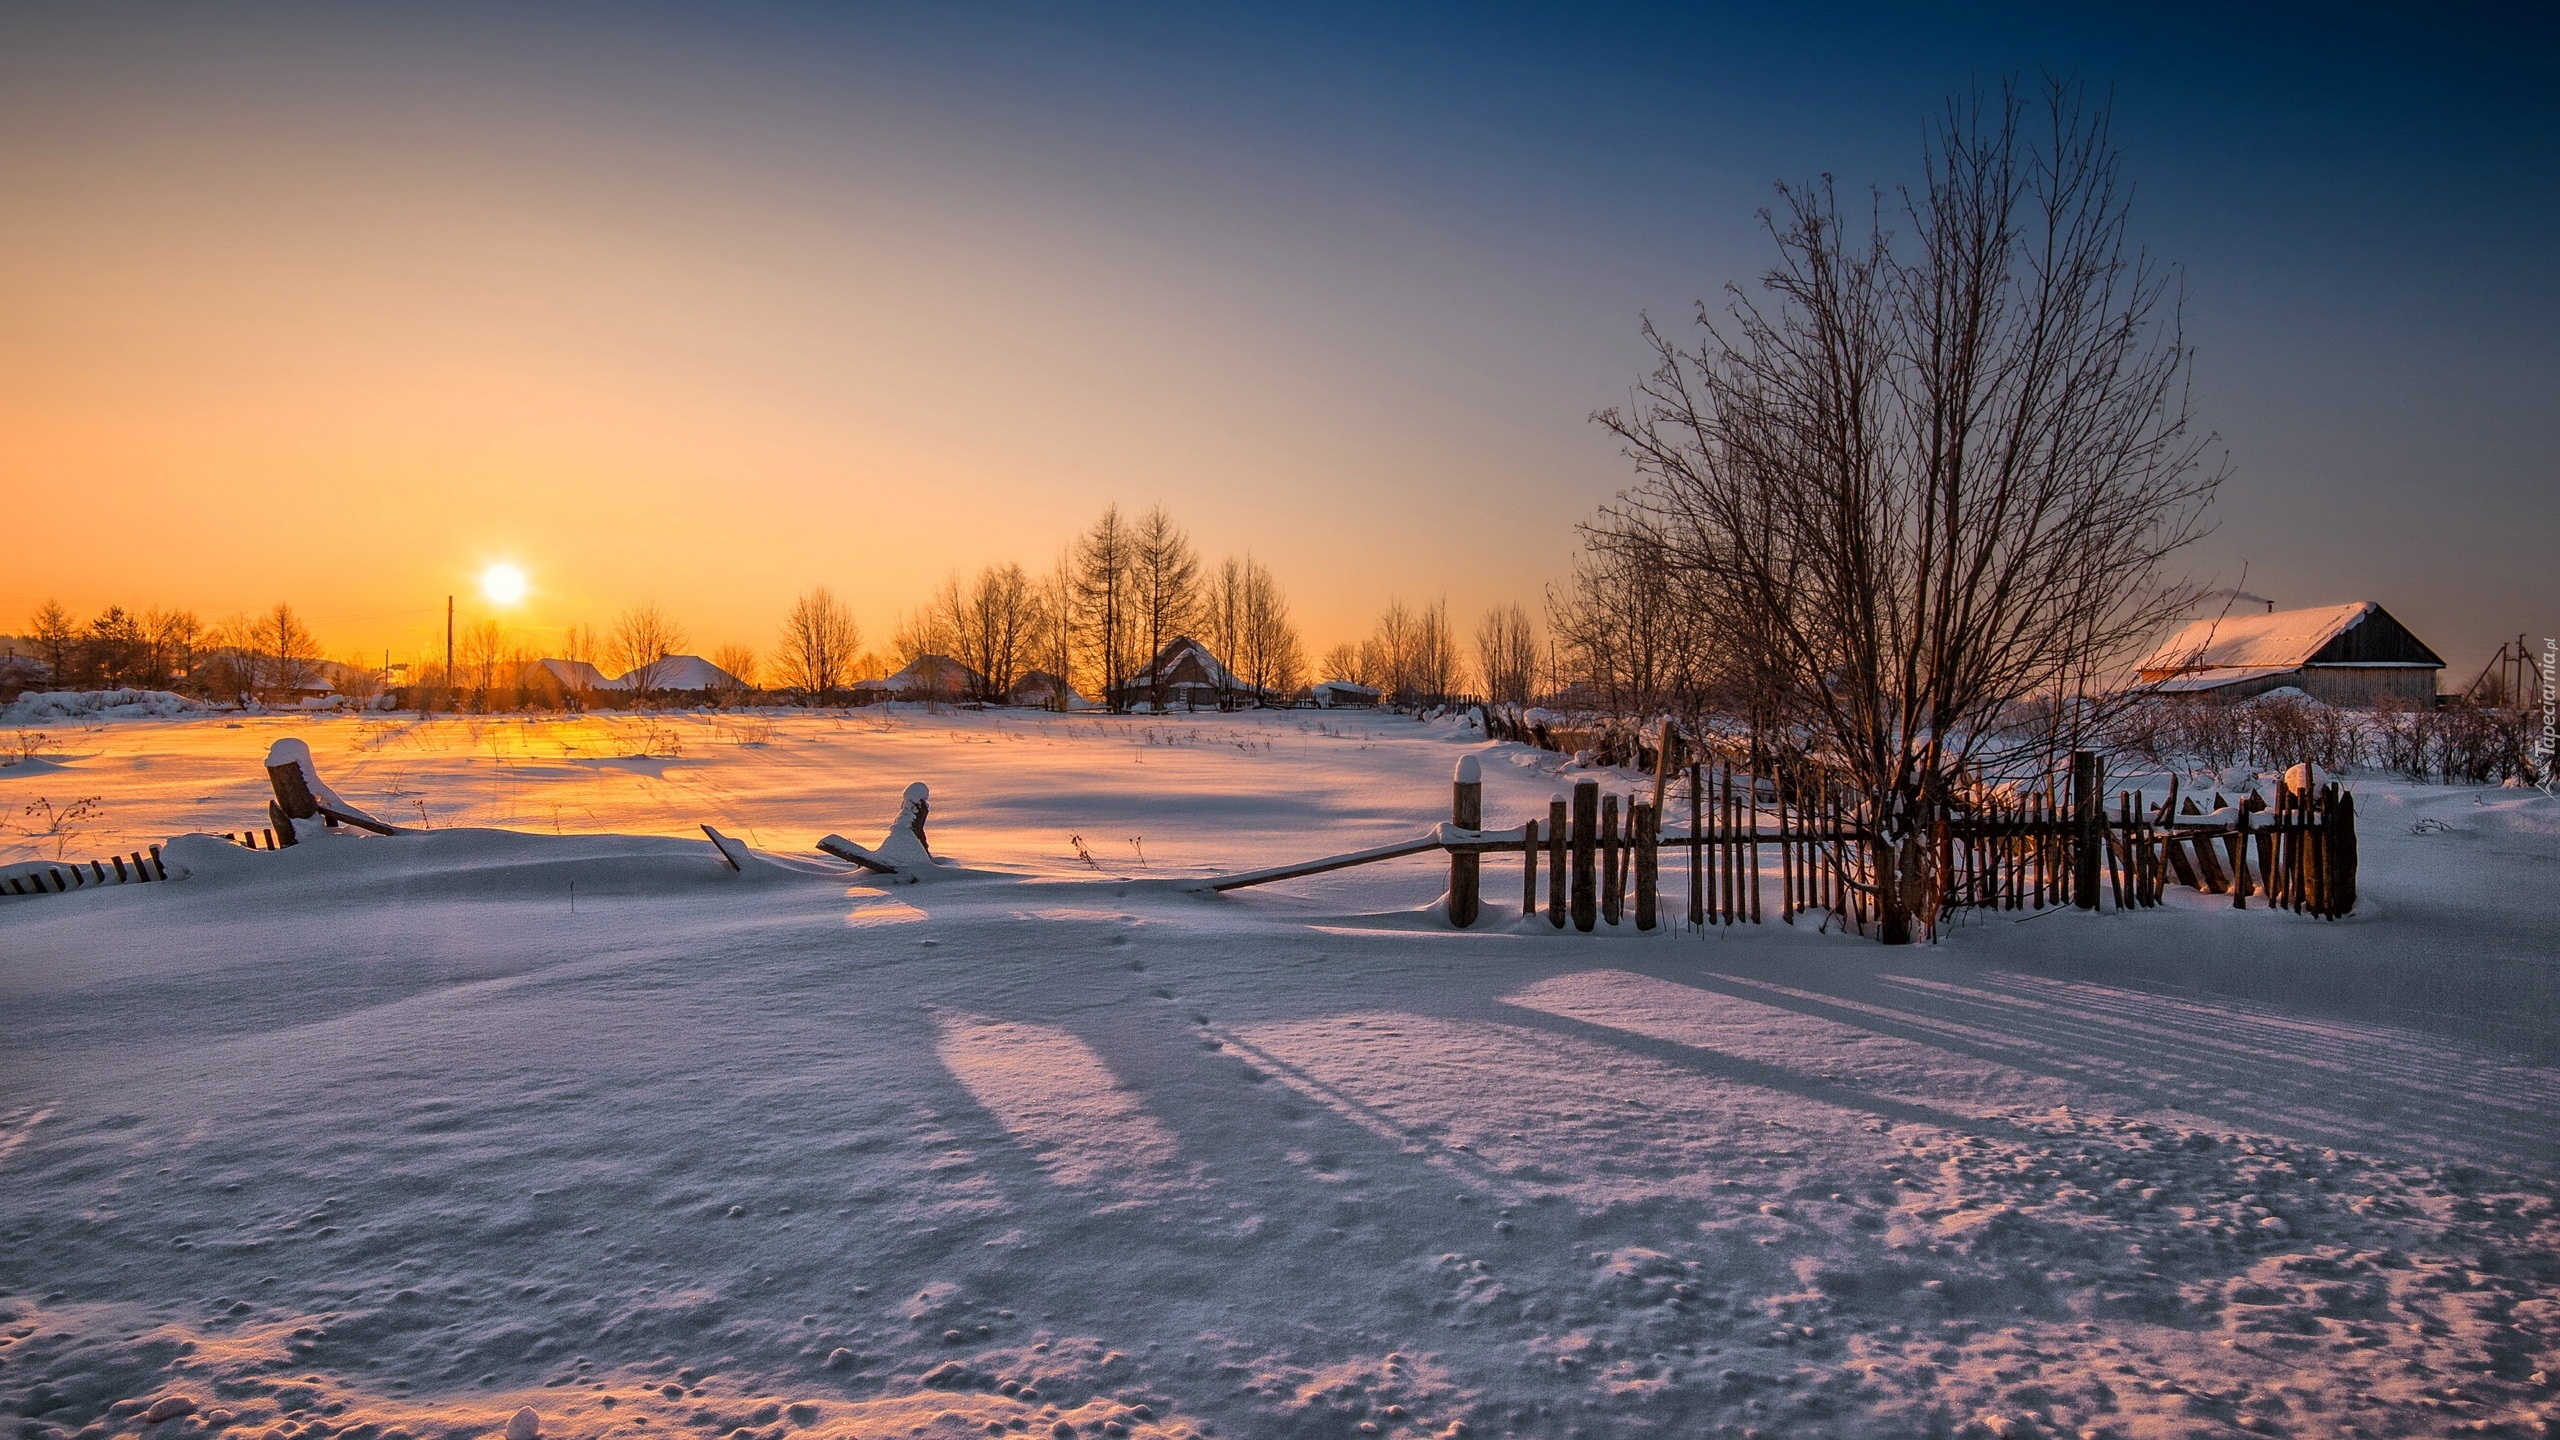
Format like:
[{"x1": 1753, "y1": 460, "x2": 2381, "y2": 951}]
[{"x1": 445, "y1": 596, "x2": 455, "y2": 696}]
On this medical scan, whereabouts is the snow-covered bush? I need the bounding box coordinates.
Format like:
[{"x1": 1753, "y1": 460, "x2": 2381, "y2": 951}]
[{"x1": 0, "y1": 689, "x2": 202, "y2": 724}]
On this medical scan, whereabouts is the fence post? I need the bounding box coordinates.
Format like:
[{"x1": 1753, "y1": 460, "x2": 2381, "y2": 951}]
[
  {"x1": 1688, "y1": 762, "x2": 1704, "y2": 929},
  {"x1": 1570, "y1": 779, "x2": 1598, "y2": 933},
  {"x1": 1548, "y1": 796, "x2": 1568, "y2": 928},
  {"x1": 1600, "y1": 794, "x2": 1622, "y2": 926},
  {"x1": 1634, "y1": 800, "x2": 1658, "y2": 931},
  {"x1": 1521, "y1": 818, "x2": 1539, "y2": 920},
  {"x1": 2069, "y1": 750, "x2": 2102, "y2": 909},
  {"x1": 2231, "y1": 805, "x2": 2252, "y2": 909},
  {"x1": 1448, "y1": 755, "x2": 1481, "y2": 929}
]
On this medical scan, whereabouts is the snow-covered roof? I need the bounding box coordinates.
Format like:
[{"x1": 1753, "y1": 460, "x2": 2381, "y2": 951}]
[
  {"x1": 1009, "y1": 669, "x2": 1085, "y2": 699},
  {"x1": 857, "y1": 654, "x2": 985, "y2": 693},
  {"x1": 1312, "y1": 679, "x2": 1380, "y2": 696},
  {"x1": 524, "y1": 658, "x2": 626, "y2": 691},
  {"x1": 642, "y1": 654, "x2": 741, "y2": 691},
  {"x1": 2139, "y1": 603, "x2": 2375, "y2": 674},
  {"x1": 2142, "y1": 666, "x2": 2297, "y2": 694},
  {"x1": 1113, "y1": 636, "x2": 1254, "y2": 694}
]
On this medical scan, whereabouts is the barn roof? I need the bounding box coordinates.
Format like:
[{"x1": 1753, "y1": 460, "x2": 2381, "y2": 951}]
[
  {"x1": 2138, "y1": 601, "x2": 2441, "y2": 676},
  {"x1": 1114, "y1": 636, "x2": 1249, "y2": 693},
  {"x1": 524, "y1": 658, "x2": 626, "y2": 691},
  {"x1": 643, "y1": 654, "x2": 742, "y2": 691},
  {"x1": 857, "y1": 653, "x2": 985, "y2": 692}
]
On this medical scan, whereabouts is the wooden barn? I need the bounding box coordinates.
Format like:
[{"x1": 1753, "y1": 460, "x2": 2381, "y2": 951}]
[
  {"x1": 1106, "y1": 636, "x2": 1274, "y2": 710},
  {"x1": 1007, "y1": 669, "x2": 1089, "y2": 709},
  {"x1": 2136, "y1": 601, "x2": 2444, "y2": 707}
]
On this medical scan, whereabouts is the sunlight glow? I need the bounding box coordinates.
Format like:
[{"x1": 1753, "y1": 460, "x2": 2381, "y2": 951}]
[{"x1": 480, "y1": 563, "x2": 529, "y2": 607}]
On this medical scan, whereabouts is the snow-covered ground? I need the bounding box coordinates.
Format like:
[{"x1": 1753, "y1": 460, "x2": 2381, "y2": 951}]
[{"x1": 4, "y1": 709, "x2": 2557, "y2": 1440}]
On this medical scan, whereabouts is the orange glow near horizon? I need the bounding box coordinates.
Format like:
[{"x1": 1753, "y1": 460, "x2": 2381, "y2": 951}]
[{"x1": 0, "y1": 12, "x2": 1596, "y2": 671}]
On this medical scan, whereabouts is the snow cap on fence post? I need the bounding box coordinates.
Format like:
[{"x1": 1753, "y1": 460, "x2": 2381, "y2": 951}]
[{"x1": 1448, "y1": 755, "x2": 1483, "y2": 928}]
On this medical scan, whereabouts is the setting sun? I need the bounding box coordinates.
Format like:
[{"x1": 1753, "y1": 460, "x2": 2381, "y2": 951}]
[{"x1": 480, "y1": 562, "x2": 529, "y2": 607}]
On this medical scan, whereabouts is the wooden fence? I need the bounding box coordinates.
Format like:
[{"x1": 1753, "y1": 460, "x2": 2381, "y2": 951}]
[
  {"x1": 1209, "y1": 735, "x2": 2360, "y2": 936},
  {"x1": 2, "y1": 845, "x2": 169, "y2": 896}
]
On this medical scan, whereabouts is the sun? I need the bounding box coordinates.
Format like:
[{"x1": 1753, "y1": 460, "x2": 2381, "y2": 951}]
[{"x1": 480, "y1": 562, "x2": 529, "y2": 607}]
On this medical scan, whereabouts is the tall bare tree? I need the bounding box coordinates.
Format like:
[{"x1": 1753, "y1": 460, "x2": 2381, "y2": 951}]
[
  {"x1": 1130, "y1": 505, "x2": 1201, "y2": 710},
  {"x1": 610, "y1": 601, "x2": 687, "y2": 700},
  {"x1": 1036, "y1": 552, "x2": 1077, "y2": 709},
  {"x1": 1204, "y1": 557, "x2": 1246, "y2": 708},
  {"x1": 1475, "y1": 602, "x2": 1539, "y2": 706},
  {"x1": 776, "y1": 587, "x2": 861, "y2": 703},
  {"x1": 1591, "y1": 80, "x2": 2219, "y2": 942},
  {"x1": 561, "y1": 622, "x2": 604, "y2": 708},
  {"x1": 938, "y1": 563, "x2": 1039, "y2": 702},
  {"x1": 1074, "y1": 505, "x2": 1136, "y2": 710},
  {"x1": 1235, "y1": 557, "x2": 1302, "y2": 704},
  {"x1": 462, "y1": 619, "x2": 509, "y2": 709}
]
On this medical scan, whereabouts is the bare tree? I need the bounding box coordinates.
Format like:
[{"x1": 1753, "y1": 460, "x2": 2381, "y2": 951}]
[
  {"x1": 776, "y1": 587, "x2": 861, "y2": 702},
  {"x1": 462, "y1": 619, "x2": 509, "y2": 709},
  {"x1": 984, "y1": 564, "x2": 1040, "y2": 701},
  {"x1": 245, "y1": 602, "x2": 324, "y2": 702},
  {"x1": 1363, "y1": 600, "x2": 1415, "y2": 702},
  {"x1": 1034, "y1": 552, "x2": 1077, "y2": 709},
  {"x1": 1411, "y1": 598, "x2": 1458, "y2": 706},
  {"x1": 1074, "y1": 505, "x2": 1136, "y2": 710},
  {"x1": 1130, "y1": 505, "x2": 1201, "y2": 710},
  {"x1": 1204, "y1": 557, "x2": 1245, "y2": 708},
  {"x1": 561, "y1": 622, "x2": 604, "y2": 708},
  {"x1": 1591, "y1": 81, "x2": 2219, "y2": 943},
  {"x1": 1318, "y1": 640, "x2": 1368, "y2": 687},
  {"x1": 1545, "y1": 540, "x2": 1706, "y2": 714},
  {"x1": 892, "y1": 604, "x2": 951, "y2": 668},
  {"x1": 1475, "y1": 602, "x2": 1539, "y2": 706},
  {"x1": 1235, "y1": 557, "x2": 1302, "y2": 704},
  {"x1": 610, "y1": 601, "x2": 687, "y2": 700},
  {"x1": 710, "y1": 643, "x2": 760, "y2": 705},
  {"x1": 146, "y1": 607, "x2": 202, "y2": 689},
  {"x1": 1361, "y1": 599, "x2": 1456, "y2": 706}
]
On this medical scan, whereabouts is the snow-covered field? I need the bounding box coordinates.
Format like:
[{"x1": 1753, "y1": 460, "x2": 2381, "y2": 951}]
[{"x1": 5, "y1": 709, "x2": 2558, "y2": 1440}]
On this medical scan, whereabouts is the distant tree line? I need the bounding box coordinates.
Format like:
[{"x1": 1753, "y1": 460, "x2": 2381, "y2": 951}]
[
  {"x1": 9, "y1": 507, "x2": 1567, "y2": 714},
  {"x1": 4, "y1": 599, "x2": 346, "y2": 705}
]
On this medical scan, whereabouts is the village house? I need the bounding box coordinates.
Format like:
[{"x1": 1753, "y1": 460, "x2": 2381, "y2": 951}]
[
  {"x1": 1106, "y1": 636, "x2": 1275, "y2": 710},
  {"x1": 1303, "y1": 678, "x2": 1382, "y2": 709},
  {"x1": 2135, "y1": 601, "x2": 2444, "y2": 707},
  {"x1": 853, "y1": 653, "x2": 984, "y2": 703},
  {"x1": 1007, "y1": 669, "x2": 1087, "y2": 709}
]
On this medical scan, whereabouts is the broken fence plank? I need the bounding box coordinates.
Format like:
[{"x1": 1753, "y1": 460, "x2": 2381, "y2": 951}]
[
  {"x1": 701, "y1": 824, "x2": 750, "y2": 871},
  {"x1": 815, "y1": 834, "x2": 903, "y2": 874}
]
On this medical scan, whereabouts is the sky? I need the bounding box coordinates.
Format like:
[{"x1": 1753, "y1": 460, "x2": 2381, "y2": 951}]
[{"x1": 2, "y1": 1, "x2": 2553, "y2": 681}]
